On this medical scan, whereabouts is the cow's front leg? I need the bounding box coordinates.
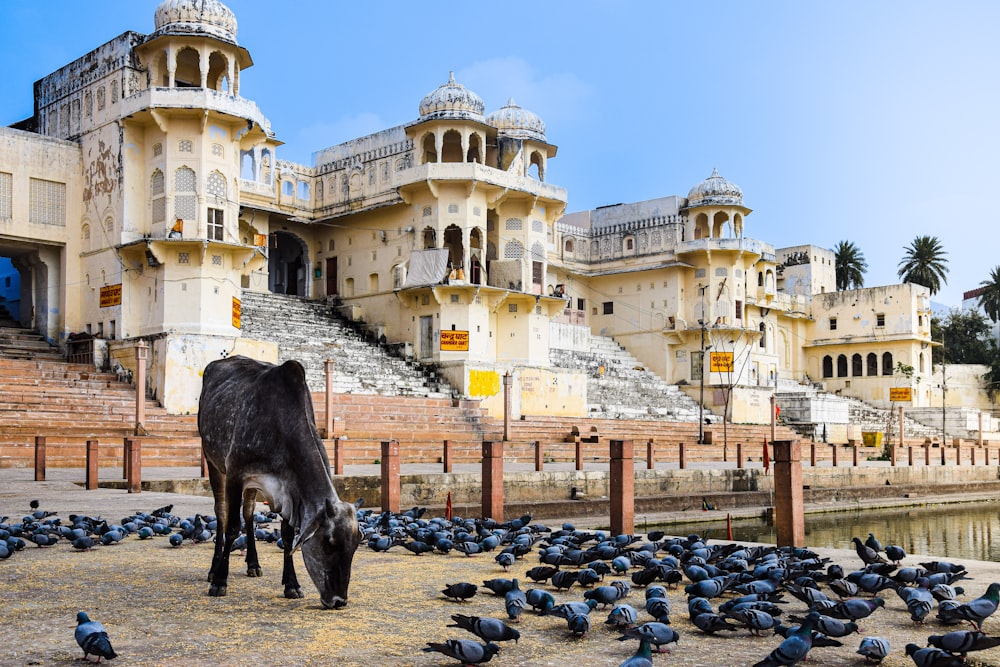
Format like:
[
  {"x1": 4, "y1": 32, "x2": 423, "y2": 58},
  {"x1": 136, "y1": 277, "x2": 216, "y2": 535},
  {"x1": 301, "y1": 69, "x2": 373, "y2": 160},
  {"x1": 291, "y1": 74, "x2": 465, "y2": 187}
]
[
  {"x1": 242, "y1": 490, "x2": 262, "y2": 577},
  {"x1": 280, "y1": 519, "x2": 303, "y2": 599},
  {"x1": 206, "y1": 464, "x2": 227, "y2": 583},
  {"x1": 209, "y1": 480, "x2": 243, "y2": 597}
]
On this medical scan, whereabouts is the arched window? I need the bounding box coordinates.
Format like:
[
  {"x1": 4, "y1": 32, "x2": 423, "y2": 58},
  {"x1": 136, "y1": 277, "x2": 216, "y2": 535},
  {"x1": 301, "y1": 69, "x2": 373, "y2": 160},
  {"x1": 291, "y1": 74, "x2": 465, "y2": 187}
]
[
  {"x1": 867, "y1": 352, "x2": 878, "y2": 376},
  {"x1": 837, "y1": 354, "x2": 848, "y2": 377},
  {"x1": 882, "y1": 352, "x2": 894, "y2": 376},
  {"x1": 175, "y1": 47, "x2": 201, "y2": 87},
  {"x1": 174, "y1": 166, "x2": 197, "y2": 221},
  {"x1": 822, "y1": 355, "x2": 833, "y2": 378},
  {"x1": 757, "y1": 272, "x2": 764, "y2": 287},
  {"x1": 282, "y1": 180, "x2": 294, "y2": 196},
  {"x1": 207, "y1": 171, "x2": 226, "y2": 200},
  {"x1": 207, "y1": 51, "x2": 228, "y2": 91},
  {"x1": 422, "y1": 227, "x2": 436, "y2": 249},
  {"x1": 151, "y1": 169, "x2": 165, "y2": 225},
  {"x1": 297, "y1": 181, "x2": 310, "y2": 200},
  {"x1": 422, "y1": 133, "x2": 437, "y2": 164},
  {"x1": 441, "y1": 130, "x2": 463, "y2": 162},
  {"x1": 504, "y1": 240, "x2": 524, "y2": 259},
  {"x1": 369, "y1": 273, "x2": 379, "y2": 293},
  {"x1": 919, "y1": 352, "x2": 925, "y2": 373},
  {"x1": 759, "y1": 322, "x2": 766, "y2": 348},
  {"x1": 852, "y1": 353, "x2": 863, "y2": 376},
  {"x1": 564, "y1": 238, "x2": 574, "y2": 254}
]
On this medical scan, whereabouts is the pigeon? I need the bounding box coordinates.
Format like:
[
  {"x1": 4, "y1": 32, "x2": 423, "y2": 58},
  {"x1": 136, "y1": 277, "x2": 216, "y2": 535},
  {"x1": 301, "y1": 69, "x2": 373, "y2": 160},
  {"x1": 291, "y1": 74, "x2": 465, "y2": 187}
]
[
  {"x1": 852, "y1": 537, "x2": 889, "y2": 566},
  {"x1": 936, "y1": 582, "x2": 1000, "y2": 630},
  {"x1": 752, "y1": 610, "x2": 817, "y2": 667},
  {"x1": 525, "y1": 588, "x2": 555, "y2": 614},
  {"x1": 617, "y1": 638, "x2": 654, "y2": 667},
  {"x1": 566, "y1": 612, "x2": 591, "y2": 637},
  {"x1": 447, "y1": 614, "x2": 520, "y2": 644},
  {"x1": 826, "y1": 597, "x2": 885, "y2": 621},
  {"x1": 482, "y1": 578, "x2": 515, "y2": 596},
  {"x1": 727, "y1": 608, "x2": 778, "y2": 636},
  {"x1": 75, "y1": 612, "x2": 118, "y2": 663},
  {"x1": 547, "y1": 599, "x2": 598, "y2": 619},
  {"x1": 442, "y1": 582, "x2": 478, "y2": 602},
  {"x1": 422, "y1": 639, "x2": 500, "y2": 665},
  {"x1": 584, "y1": 585, "x2": 621, "y2": 608},
  {"x1": 927, "y1": 629, "x2": 1000, "y2": 657},
  {"x1": 550, "y1": 570, "x2": 579, "y2": 591},
  {"x1": 504, "y1": 579, "x2": 526, "y2": 622},
  {"x1": 525, "y1": 566, "x2": 558, "y2": 583},
  {"x1": 885, "y1": 545, "x2": 907, "y2": 564},
  {"x1": 693, "y1": 612, "x2": 740, "y2": 634},
  {"x1": 494, "y1": 552, "x2": 515, "y2": 570},
  {"x1": 606, "y1": 604, "x2": 638, "y2": 629},
  {"x1": 618, "y1": 622, "x2": 679, "y2": 653},
  {"x1": 864, "y1": 533, "x2": 884, "y2": 554},
  {"x1": 857, "y1": 636, "x2": 891, "y2": 664},
  {"x1": 904, "y1": 643, "x2": 963, "y2": 667}
]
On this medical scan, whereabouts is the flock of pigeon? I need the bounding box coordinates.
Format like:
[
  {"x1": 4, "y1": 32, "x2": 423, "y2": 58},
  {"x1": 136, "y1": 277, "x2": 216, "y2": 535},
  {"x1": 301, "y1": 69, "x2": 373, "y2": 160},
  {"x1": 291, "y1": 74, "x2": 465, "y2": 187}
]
[
  {"x1": 5, "y1": 495, "x2": 1000, "y2": 666},
  {"x1": 358, "y1": 507, "x2": 1000, "y2": 666}
]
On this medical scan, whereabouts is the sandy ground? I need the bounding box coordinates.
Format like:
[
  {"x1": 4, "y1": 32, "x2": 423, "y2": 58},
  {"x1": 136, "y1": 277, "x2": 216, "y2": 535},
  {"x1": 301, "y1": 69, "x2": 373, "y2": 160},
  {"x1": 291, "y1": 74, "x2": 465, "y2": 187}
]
[{"x1": 3, "y1": 479, "x2": 1000, "y2": 667}]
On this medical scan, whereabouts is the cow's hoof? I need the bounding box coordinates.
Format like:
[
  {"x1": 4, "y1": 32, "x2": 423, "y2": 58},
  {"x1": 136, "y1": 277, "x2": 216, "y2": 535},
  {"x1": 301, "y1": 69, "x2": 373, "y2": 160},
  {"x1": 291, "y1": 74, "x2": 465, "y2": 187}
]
[
  {"x1": 284, "y1": 586, "x2": 304, "y2": 599},
  {"x1": 321, "y1": 596, "x2": 348, "y2": 609},
  {"x1": 206, "y1": 572, "x2": 214, "y2": 583},
  {"x1": 208, "y1": 584, "x2": 228, "y2": 597},
  {"x1": 247, "y1": 566, "x2": 262, "y2": 577}
]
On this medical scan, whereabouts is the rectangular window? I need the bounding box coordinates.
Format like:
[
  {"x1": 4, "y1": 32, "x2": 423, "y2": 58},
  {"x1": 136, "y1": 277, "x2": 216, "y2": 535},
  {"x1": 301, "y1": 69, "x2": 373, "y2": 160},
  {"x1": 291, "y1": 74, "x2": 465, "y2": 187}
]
[
  {"x1": 29, "y1": 178, "x2": 66, "y2": 226},
  {"x1": 0, "y1": 172, "x2": 11, "y2": 219},
  {"x1": 829, "y1": 317, "x2": 837, "y2": 331},
  {"x1": 876, "y1": 313, "x2": 885, "y2": 327},
  {"x1": 576, "y1": 298, "x2": 585, "y2": 311},
  {"x1": 207, "y1": 208, "x2": 224, "y2": 241},
  {"x1": 603, "y1": 301, "x2": 614, "y2": 315},
  {"x1": 735, "y1": 300, "x2": 743, "y2": 320},
  {"x1": 532, "y1": 261, "x2": 543, "y2": 286}
]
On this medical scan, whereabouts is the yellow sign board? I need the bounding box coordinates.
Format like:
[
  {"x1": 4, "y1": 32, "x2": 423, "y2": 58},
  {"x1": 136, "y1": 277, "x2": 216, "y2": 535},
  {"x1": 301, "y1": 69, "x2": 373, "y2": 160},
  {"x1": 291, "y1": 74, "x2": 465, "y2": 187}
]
[
  {"x1": 889, "y1": 387, "x2": 912, "y2": 402},
  {"x1": 440, "y1": 330, "x2": 469, "y2": 351},
  {"x1": 710, "y1": 351, "x2": 734, "y2": 372},
  {"x1": 99, "y1": 284, "x2": 122, "y2": 308},
  {"x1": 232, "y1": 297, "x2": 241, "y2": 329}
]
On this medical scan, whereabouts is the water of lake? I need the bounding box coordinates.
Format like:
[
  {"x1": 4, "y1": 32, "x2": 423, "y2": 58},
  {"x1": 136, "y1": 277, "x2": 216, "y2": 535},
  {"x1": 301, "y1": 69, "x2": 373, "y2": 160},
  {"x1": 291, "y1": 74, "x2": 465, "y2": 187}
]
[{"x1": 646, "y1": 501, "x2": 1000, "y2": 561}]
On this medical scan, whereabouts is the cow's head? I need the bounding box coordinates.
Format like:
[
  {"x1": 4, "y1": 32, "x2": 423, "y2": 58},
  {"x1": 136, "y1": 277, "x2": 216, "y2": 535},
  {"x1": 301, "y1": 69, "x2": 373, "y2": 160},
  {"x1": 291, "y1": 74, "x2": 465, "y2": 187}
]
[{"x1": 293, "y1": 497, "x2": 362, "y2": 609}]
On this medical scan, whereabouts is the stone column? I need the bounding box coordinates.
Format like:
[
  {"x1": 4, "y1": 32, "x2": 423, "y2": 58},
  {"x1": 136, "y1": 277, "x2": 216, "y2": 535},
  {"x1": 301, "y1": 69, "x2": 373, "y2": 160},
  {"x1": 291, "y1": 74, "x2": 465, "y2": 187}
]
[
  {"x1": 646, "y1": 439, "x2": 655, "y2": 470},
  {"x1": 502, "y1": 371, "x2": 512, "y2": 442},
  {"x1": 482, "y1": 441, "x2": 504, "y2": 522},
  {"x1": 333, "y1": 438, "x2": 344, "y2": 476},
  {"x1": 610, "y1": 439, "x2": 634, "y2": 536},
  {"x1": 380, "y1": 440, "x2": 400, "y2": 513},
  {"x1": 899, "y1": 406, "x2": 905, "y2": 445},
  {"x1": 679, "y1": 443, "x2": 687, "y2": 470},
  {"x1": 134, "y1": 341, "x2": 149, "y2": 435},
  {"x1": 324, "y1": 358, "x2": 335, "y2": 438},
  {"x1": 979, "y1": 412, "x2": 984, "y2": 447},
  {"x1": 908, "y1": 446, "x2": 914, "y2": 466},
  {"x1": 34, "y1": 436, "x2": 46, "y2": 481},
  {"x1": 809, "y1": 443, "x2": 816, "y2": 467},
  {"x1": 126, "y1": 438, "x2": 141, "y2": 494},
  {"x1": 534, "y1": 441, "x2": 543, "y2": 472},
  {"x1": 574, "y1": 436, "x2": 583, "y2": 471},
  {"x1": 86, "y1": 439, "x2": 99, "y2": 490},
  {"x1": 736, "y1": 442, "x2": 744, "y2": 469},
  {"x1": 773, "y1": 440, "x2": 805, "y2": 548},
  {"x1": 442, "y1": 439, "x2": 453, "y2": 473}
]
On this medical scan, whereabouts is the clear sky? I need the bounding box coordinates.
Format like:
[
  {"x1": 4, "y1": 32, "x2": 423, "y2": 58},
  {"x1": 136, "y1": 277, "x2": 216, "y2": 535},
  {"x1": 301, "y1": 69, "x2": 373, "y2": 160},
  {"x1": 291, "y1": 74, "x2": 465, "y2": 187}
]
[{"x1": 2, "y1": 1, "x2": 997, "y2": 309}]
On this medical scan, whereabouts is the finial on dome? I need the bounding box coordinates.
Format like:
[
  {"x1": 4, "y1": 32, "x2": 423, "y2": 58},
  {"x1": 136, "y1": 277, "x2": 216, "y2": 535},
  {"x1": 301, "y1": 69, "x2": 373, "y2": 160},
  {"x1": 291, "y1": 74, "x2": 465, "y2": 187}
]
[
  {"x1": 507, "y1": 97, "x2": 517, "y2": 107},
  {"x1": 448, "y1": 71, "x2": 455, "y2": 84},
  {"x1": 711, "y1": 167, "x2": 720, "y2": 178}
]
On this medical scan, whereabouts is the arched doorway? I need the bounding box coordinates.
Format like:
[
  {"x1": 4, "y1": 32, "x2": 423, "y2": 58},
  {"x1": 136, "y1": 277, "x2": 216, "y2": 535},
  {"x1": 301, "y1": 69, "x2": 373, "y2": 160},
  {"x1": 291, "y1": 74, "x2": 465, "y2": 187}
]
[{"x1": 268, "y1": 231, "x2": 310, "y2": 297}]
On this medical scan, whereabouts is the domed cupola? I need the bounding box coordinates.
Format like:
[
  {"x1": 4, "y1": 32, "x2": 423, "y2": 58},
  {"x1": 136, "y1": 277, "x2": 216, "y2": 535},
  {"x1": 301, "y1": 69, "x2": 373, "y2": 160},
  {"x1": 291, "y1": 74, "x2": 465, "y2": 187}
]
[
  {"x1": 486, "y1": 98, "x2": 546, "y2": 142},
  {"x1": 151, "y1": 0, "x2": 239, "y2": 44},
  {"x1": 418, "y1": 72, "x2": 485, "y2": 122},
  {"x1": 686, "y1": 168, "x2": 744, "y2": 207}
]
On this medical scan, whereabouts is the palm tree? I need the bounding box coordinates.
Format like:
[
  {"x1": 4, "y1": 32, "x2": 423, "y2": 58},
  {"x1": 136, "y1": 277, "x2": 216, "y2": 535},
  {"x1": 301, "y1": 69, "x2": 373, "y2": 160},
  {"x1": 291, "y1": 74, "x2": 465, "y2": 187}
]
[
  {"x1": 978, "y1": 266, "x2": 1000, "y2": 325},
  {"x1": 834, "y1": 240, "x2": 868, "y2": 290},
  {"x1": 897, "y1": 235, "x2": 949, "y2": 295}
]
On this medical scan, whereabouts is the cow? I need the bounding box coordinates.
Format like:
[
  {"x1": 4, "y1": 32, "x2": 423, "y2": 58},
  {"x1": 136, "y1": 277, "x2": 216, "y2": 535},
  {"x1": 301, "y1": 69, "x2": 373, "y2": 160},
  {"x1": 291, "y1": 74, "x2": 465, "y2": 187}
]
[{"x1": 197, "y1": 355, "x2": 361, "y2": 609}]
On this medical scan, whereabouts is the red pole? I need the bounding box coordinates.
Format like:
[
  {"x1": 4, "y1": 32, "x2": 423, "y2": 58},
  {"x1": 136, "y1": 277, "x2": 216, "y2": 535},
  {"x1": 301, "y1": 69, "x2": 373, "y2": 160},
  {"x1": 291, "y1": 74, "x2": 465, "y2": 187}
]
[
  {"x1": 380, "y1": 439, "x2": 400, "y2": 513},
  {"x1": 86, "y1": 439, "x2": 99, "y2": 490},
  {"x1": 646, "y1": 439, "x2": 655, "y2": 470},
  {"x1": 726, "y1": 513, "x2": 733, "y2": 541},
  {"x1": 534, "y1": 440, "x2": 543, "y2": 472},
  {"x1": 609, "y1": 440, "x2": 634, "y2": 536},
  {"x1": 679, "y1": 442, "x2": 686, "y2": 470},
  {"x1": 482, "y1": 441, "x2": 504, "y2": 521},
  {"x1": 34, "y1": 436, "x2": 46, "y2": 481},
  {"x1": 127, "y1": 438, "x2": 141, "y2": 494},
  {"x1": 442, "y1": 439, "x2": 453, "y2": 473},
  {"x1": 333, "y1": 437, "x2": 344, "y2": 475}
]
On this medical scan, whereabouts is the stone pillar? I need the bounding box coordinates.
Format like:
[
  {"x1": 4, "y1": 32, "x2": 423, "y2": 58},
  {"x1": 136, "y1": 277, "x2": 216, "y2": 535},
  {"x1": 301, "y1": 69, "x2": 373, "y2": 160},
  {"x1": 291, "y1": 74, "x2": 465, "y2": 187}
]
[
  {"x1": 324, "y1": 358, "x2": 335, "y2": 439},
  {"x1": 941, "y1": 444, "x2": 947, "y2": 466},
  {"x1": 736, "y1": 442, "x2": 743, "y2": 469},
  {"x1": 34, "y1": 436, "x2": 46, "y2": 481},
  {"x1": 899, "y1": 406, "x2": 905, "y2": 445},
  {"x1": 890, "y1": 445, "x2": 896, "y2": 466},
  {"x1": 126, "y1": 438, "x2": 141, "y2": 494},
  {"x1": 502, "y1": 371, "x2": 512, "y2": 442},
  {"x1": 442, "y1": 439, "x2": 453, "y2": 473},
  {"x1": 333, "y1": 438, "x2": 344, "y2": 476},
  {"x1": 482, "y1": 441, "x2": 504, "y2": 521},
  {"x1": 773, "y1": 440, "x2": 805, "y2": 548},
  {"x1": 610, "y1": 439, "x2": 634, "y2": 536},
  {"x1": 123, "y1": 437, "x2": 132, "y2": 480},
  {"x1": 86, "y1": 439, "x2": 99, "y2": 490},
  {"x1": 134, "y1": 341, "x2": 149, "y2": 435},
  {"x1": 574, "y1": 436, "x2": 583, "y2": 471},
  {"x1": 380, "y1": 440, "x2": 400, "y2": 513},
  {"x1": 679, "y1": 443, "x2": 687, "y2": 470},
  {"x1": 908, "y1": 445, "x2": 914, "y2": 467},
  {"x1": 810, "y1": 442, "x2": 816, "y2": 467},
  {"x1": 831, "y1": 444, "x2": 838, "y2": 467},
  {"x1": 979, "y1": 411, "x2": 984, "y2": 447},
  {"x1": 852, "y1": 444, "x2": 859, "y2": 467},
  {"x1": 925, "y1": 443, "x2": 931, "y2": 466},
  {"x1": 971, "y1": 446, "x2": 977, "y2": 466},
  {"x1": 646, "y1": 439, "x2": 655, "y2": 470},
  {"x1": 534, "y1": 441, "x2": 543, "y2": 472}
]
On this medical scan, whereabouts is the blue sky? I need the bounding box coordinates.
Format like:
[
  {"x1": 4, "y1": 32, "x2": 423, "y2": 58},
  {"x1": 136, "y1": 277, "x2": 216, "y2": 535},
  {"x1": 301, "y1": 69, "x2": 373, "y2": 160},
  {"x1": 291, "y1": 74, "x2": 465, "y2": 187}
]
[{"x1": 2, "y1": 1, "x2": 998, "y2": 309}]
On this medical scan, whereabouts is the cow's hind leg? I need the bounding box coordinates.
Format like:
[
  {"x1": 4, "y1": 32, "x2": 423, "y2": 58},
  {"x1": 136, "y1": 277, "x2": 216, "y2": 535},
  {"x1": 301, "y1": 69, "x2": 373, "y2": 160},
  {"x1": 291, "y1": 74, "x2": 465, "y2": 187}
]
[
  {"x1": 209, "y1": 479, "x2": 243, "y2": 597},
  {"x1": 280, "y1": 519, "x2": 303, "y2": 599},
  {"x1": 206, "y1": 462, "x2": 227, "y2": 584},
  {"x1": 242, "y1": 489, "x2": 262, "y2": 577}
]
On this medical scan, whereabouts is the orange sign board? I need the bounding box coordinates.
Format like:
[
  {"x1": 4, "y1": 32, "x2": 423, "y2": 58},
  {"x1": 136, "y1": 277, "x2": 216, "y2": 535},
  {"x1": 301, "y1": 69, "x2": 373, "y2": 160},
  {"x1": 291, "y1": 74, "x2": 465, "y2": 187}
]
[
  {"x1": 710, "y1": 351, "x2": 734, "y2": 373},
  {"x1": 232, "y1": 297, "x2": 241, "y2": 329},
  {"x1": 440, "y1": 330, "x2": 469, "y2": 351},
  {"x1": 99, "y1": 284, "x2": 122, "y2": 308},
  {"x1": 253, "y1": 233, "x2": 267, "y2": 247},
  {"x1": 889, "y1": 387, "x2": 912, "y2": 402}
]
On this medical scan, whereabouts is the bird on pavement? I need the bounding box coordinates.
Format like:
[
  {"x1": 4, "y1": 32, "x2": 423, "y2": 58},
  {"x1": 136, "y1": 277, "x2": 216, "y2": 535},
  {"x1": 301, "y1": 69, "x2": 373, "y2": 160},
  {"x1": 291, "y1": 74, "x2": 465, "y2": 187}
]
[
  {"x1": 617, "y1": 638, "x2": 654, "y2": 667},
  {"x1": 904, "y1": 643, "x2": 963, "y2": 667},
  {"x1": 441, "y1": 582, "x2": 478, "y2": 602},
  {"x1": 852, "y1": 537, "x2": 889, "y2": 566},
  {"x1": 75, "y1": 612, "x2": 118, "y2": 663},
  {"x1": 422, "y1": 639, "x2": 500, "y2": 665},
  {"x1": 752, "y1": 611, "x2": 817, "y2": 667},
  {"x1": 617, "y1": 622, "x2": 679, "y2": 653},
  {"x1": 927, "y1": 629, "x2": 1000, "y2": 657},
  {"x1": 856, "y1": 636, "x2": 890, "y2": 664},
  {"x1": 447, "y1": 614, "x2": 520, "y2": 644},
  {"x1": 935, "y1": 582, "x2": 1000, "y2": 630}
]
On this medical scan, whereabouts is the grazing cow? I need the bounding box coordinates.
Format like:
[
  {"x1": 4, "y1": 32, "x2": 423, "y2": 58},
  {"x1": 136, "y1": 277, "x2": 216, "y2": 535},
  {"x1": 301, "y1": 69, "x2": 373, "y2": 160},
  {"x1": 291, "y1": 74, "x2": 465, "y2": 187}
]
[{"x1": 198, "y1": 355, "x2": 361, "y2": 609}]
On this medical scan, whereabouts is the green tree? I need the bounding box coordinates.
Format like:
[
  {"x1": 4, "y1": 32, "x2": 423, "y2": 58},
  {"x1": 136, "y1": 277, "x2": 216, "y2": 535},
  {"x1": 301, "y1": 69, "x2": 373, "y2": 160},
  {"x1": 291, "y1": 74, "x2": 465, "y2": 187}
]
[
  {"x1": 897, "y1": 235, "x2": 949, "y2": 295},
  {"x1": 977, "y1": 265, "x2": 1000, "y2": 327},
  {"x1": 833, "y1": 240, "x2": 868, "y2": 290},
  {"x1": 931, "y1": 309, "x2": 992, "y2": 365}
]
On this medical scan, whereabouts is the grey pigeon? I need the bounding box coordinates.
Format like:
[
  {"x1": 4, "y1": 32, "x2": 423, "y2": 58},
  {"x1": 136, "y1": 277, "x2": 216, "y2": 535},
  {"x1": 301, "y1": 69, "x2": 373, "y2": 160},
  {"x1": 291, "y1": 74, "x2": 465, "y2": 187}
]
[
  {"x1": 618, "y1": 621, "x2": 679, "y2": 653},
  {"x1": 525, "y1": 588, "x2": 555, "y2": 614},
  {"x1": 857, "y1": 636, "x2": 890, "y2": 664},
  {"x1": 606, "y1": 604, "x2": 638, "y2": 628},
  {"x1": 547, "y1": 599, "x2": 598, "y2": 619},
  {"x1": 936, "y1": 582, "x2": 1000, "y2": 630},
  {"x1": 826, "y1": 597, "x2": 884, "y2": 621},
  {"x1": 584, "y1": 585, "x2": 621, "y2": 608},
  {"x1": 752, "y1": 611, "x2": 817, "y2": 667},
  {"x1": 566, "y1": 612, "x2": 591, "y2": 637},
  {"x1": 727, "y1": 608, "x2": 778, "y2": 636},
  {"x1": 442, "y1": 582, "x2": 478, "y2": 602},
  {"x1": 504, "y1": 579, "x2": 526, "y2": 622},
  {"x1": 75, "y1": 612, "x2": 118, "y2": 663},
  {"x1": 852, "y1": 537, "x2": 889, "y2": 566},
  {"x1": 617, "y1": 638, "x2": 654, "y2": 667},
  {"x1": 422, "y1": 639, "x2": 500, "y2": 665},
  {"x1": 693, "y1": 612, "x2": 740, "y2": 634},
  {"x1": 905, "y1": 643, "x2": 963, "y2": 667},
  {"x1": 885, "y1": 545, "x2": 906, "y2": 563},
  {"x1": 927, "y1": 629, "x2": 1000, "y2": 657},
  {"x1": 447, "y1": 614, "x2": 520, "y2": 643}
]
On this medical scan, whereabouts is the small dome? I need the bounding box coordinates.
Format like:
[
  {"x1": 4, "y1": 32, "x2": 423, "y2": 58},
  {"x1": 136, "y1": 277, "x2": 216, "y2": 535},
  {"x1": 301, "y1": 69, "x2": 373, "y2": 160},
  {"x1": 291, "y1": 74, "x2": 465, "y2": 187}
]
[
  {"x1": 687, "y1": 168, "x2": 744, "y2": 207},
  {"x1": 418, "y1": 72, "x2": 485, "y2": 122},
  {"x1": 486, "y1": 98, "x2": 546, "y2": 141},
  {"x1": 152, "y1": 0, "x2": 238, "y2": 44}
]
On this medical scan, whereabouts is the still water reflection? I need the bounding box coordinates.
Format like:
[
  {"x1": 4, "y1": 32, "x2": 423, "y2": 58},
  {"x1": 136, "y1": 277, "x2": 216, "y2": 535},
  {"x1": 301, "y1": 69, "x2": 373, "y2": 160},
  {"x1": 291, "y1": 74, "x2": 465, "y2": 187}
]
[{"x1": 646, "y1": 501, "x2": 1000, "y2": 561}]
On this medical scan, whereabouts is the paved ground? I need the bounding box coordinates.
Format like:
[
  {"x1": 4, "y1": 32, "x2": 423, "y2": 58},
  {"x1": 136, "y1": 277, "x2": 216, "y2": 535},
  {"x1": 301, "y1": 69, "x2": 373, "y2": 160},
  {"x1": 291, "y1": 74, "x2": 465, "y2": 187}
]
[{"x1": 4, "y1": 470, "x2": 1000, "y2": 667}]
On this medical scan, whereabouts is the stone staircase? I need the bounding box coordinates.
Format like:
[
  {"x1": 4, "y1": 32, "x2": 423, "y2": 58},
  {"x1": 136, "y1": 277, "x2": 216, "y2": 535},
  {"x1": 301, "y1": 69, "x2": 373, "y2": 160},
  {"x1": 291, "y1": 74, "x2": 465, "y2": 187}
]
[
  {"x1": 550, "y1": 333, "x2": 717, "y2": 421},
  {"x1": 239, "y1": 291, "x2": 452, "y2": 397},
  {"x1": 0, "y1": 306, "x2": 63, "y2": 361}
]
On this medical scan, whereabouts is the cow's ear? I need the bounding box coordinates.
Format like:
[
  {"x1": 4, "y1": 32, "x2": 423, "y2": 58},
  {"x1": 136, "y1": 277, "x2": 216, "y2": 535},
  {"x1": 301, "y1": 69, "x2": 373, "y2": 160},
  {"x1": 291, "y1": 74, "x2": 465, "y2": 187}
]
[{"x1": 291, "y1": 513, "x2": 323, "y2": 552}]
